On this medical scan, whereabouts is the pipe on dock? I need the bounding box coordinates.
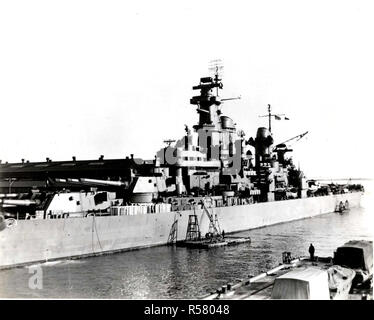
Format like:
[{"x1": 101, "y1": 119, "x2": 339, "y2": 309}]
[
  {"x1": 266, "y1": 265, "x2": 285, "y2": 275},
  {"x1": 249, "y1": 272, "x2": 268, "y2": 283},
  {"x1": 202, "y1": 293, "x2": 219, "y2": 300}
]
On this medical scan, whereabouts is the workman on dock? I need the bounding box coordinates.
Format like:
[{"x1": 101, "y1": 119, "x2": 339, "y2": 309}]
[{"x1": 309, "y1": 243, "x2": 315, "y2": 261}]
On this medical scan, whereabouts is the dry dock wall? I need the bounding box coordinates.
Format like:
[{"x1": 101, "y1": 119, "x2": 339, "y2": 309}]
[{"x1": 0, "y1": 192, "x2": 362, "y2": 269}]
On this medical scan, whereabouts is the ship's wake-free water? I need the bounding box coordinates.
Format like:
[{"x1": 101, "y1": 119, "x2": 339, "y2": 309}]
[{"x1": 0, "y1": 181, "x2": 372, "y2": 299}]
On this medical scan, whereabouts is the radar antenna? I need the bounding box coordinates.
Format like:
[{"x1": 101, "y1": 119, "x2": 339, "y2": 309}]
[
  {"x1": 208, "y1": 59, "x2": 224, "y2": 96},
  {"x1": 163, "y1": 139, "x2": 176, "y2": 147},
  {"x1": 209, "y1": 60, "x2": 241, "y2": 106}
]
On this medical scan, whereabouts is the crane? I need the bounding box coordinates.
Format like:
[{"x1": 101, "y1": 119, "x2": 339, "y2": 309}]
[{"x1": 274, "y1": 131, "x2": 309, "y2": 150}]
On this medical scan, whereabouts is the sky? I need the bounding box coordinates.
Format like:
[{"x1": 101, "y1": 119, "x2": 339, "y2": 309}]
[{"x1": 0, "y1": 0, "x2": 373, "y2": 179}]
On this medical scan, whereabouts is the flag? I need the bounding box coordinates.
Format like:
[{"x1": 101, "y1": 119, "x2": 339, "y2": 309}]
[{"x1": 273, "y1": 114, "x2": 290, "y2": 120}]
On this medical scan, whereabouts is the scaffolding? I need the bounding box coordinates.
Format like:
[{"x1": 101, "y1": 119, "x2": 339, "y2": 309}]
[{"x1": 186, "y1": 214, "x2": 201, "y2": 241}]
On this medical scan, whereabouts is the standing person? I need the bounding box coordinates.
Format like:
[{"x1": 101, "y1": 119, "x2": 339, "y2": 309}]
[{"x1": 309, "y1": 243, "x2": 315, "y2": 261}]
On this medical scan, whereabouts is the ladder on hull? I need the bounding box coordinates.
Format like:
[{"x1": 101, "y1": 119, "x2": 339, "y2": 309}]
[{"x1": 168, "y1": 212, "x2": 180, "y2": 244}]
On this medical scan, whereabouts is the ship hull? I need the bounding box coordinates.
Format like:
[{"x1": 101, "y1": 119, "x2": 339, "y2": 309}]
[{"x1": 0, "y1": 192, "x2": 362, "y2": 269}]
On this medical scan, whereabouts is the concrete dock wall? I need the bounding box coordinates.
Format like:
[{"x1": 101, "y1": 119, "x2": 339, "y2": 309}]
[{"x1": 0, "y1": 192, "x2": 362, "y2": 269}]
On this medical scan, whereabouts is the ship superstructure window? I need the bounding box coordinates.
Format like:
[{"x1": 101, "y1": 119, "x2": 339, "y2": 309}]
[
  {"x1": 88, "y1": 162, "x2": 105, "y2": 165},
  {"x1": 207, "y1": 136, "x2": 212, "y2": 160},
  {"x1": 229, "y1": 142, "x2": 234, "y2": 157},
  {"x1": 94, "y1": 192, "x2": 107, "y2": 205},
  {"x1": 61, "y1": 163, "x2": 76, "y2": 167}
]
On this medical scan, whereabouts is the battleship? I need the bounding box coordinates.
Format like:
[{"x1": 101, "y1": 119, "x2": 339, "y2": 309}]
[{"x1": 0, "y1": 65, "x2": 364, "y2": 269}]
